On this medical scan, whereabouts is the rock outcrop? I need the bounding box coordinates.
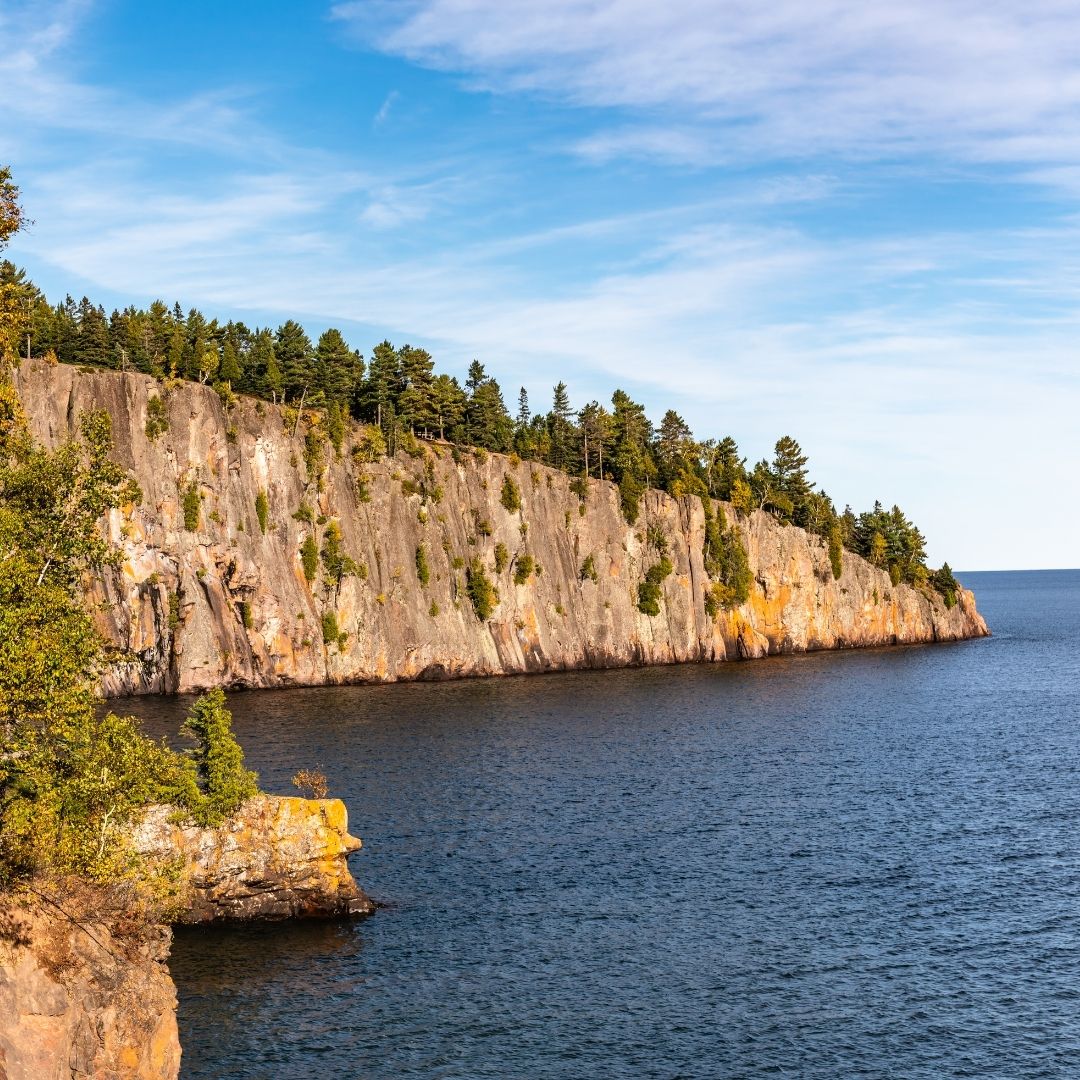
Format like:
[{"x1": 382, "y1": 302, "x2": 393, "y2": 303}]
[
  {"x1": 13, "y1": 360, "x2": 987, "y2": 696},
  {"x1": 133, "y1": 795, "x2": 374, "y2": 923},
  {"x1": 0, "y1": 899, "x2": 180, "y2": 1080},
  {"x1": 0, "y1": 796, "x2": 371, "y2": 1078}
]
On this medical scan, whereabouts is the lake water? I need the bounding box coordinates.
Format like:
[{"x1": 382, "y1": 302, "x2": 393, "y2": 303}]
[{"x1": 130, "y1": 569, "x2": 1080, "y2": 1078}]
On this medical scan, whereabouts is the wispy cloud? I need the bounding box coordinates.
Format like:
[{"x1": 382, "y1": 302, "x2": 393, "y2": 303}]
[
  {"x1": 334, "y1": 0, "x2": 1080, "y2": 171},
  {"x1": 373, "y1": 89, "x2": 400, "y2": 127}
]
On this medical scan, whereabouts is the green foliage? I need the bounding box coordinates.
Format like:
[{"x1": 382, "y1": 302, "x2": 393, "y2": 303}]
[
  {"x1": 352, "y1": 426, "x2": 386, "y2": 463},
  {"x1": 326, "y1": 401, "x2": 346, "y2": 455},
  {"x1": 320, "y1": 520, "x2": 359, "y2": 588},
  {"x1": 619, "y1": 472, "x2": 644, "y2": 524},
  {"x1": 292, "y1": 500, "x2": 314, "y2": 524},
  {"x1": 429, "y1": 600, "x2": 440, "y2": 618},
  {"x1": 513, "y1": 553, "x2": 535, "y2": 585},
  {"x1": 494, "y1": 542, "x2": 509, "y2": 574},
  {"x1": 0, "y1": 374, "x2": 261, "y2": 887},
  {"x1": 144, "y1": 394, "x2": 169, "y2": 441},
  {"x1": 853, "y1": 502, "x2": 926, "y2": 583},
  {"x1": 321, "y1": 610, "x2": 340, "y2": 644},
  {"x1": 182, "y1": 481, "x2": 201, "y2": 531},
  {"x1": 500, "y1": 473, "x2": 522, "y2": 512},
  {"x1": 300, "y1": 534, "x2": 318, "y2": 584},
  {"x1": 646, "y1": 522, "x2": 668, "y2": 555},
  {"x1": 828, "y1": 524, "x2": 844, "y2": 580},
  {"x1": 303, "y1": 427, "x2": 325, "y2": 484},
  {"x1": 704, "y1": 585, "x2": 720, "y2": 619},
  {"x1": 179, "y1": 690, "x2": 259, "y2": 827},
  {"x1": 638, "y1": 557, "x2": 674, "y2": 616},
  {"x1": 569, "y1": 475, "x2": 588, "y2": 501},
  {"x1": 580, "y1": 553, "x2": 598, "y2": 583},
  {"x1": 932, "y1": 563, "x2": 960, "y2": 608},
  {"x1": 255, "y1": 489, "x2": 269, "y2": 534},
  {"x1": 701, "y1": 497, "x2": 724, "y2": 578},
  {"x1": 466, "y1": 556, "x2": 499, "y2": 620},
  {"x1": 239, "y1": 600, "x2": 253, "y2": 629},
  {"x1": 730, "y1": 477, "x2": 755, "y2": 516},
  {"x1": 416, "y1": 544, "x2": 431, "y2": 586}
]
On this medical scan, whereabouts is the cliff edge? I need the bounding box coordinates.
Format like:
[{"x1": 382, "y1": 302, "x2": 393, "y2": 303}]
[
  {"x1": 133, "y1": 795, "x2": 374, "y2": 923},
  {"x1": 14, "y1": 360, "x2": 987, "y2": 695}
]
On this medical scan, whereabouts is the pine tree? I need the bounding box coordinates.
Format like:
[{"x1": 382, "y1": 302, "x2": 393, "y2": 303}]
[
  {"x1": 362, "y1": 340, "x2": 401, "y2": 428},
  {"x1": 469, "y1": 378, "x2": 513, "y2": 451},
  {"x1": 314, "y1": 328, "x2": 361, "y2": 406},
  {"x1": 430, "y1": 374, "x2": 466, "y2": 440},
  {"x1": 397, "y1": 344, "x2": 435, "y2": 434},
  {"x1": 548, "y1": 381, "x2": 575, "y2": 469},
  {"x1": 275, "y1": 320, "x2": 314, "y2": 402}
]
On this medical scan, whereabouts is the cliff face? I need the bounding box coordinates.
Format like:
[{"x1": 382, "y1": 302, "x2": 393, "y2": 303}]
[
  {"x1": 133, "y1": 795, "x2": 374, "y2": 923},
  {"x1": 14, "y1": 360, "x2": 987, "y2": 695},
  {"x1": 0, "y1": 900, "x2": 180, "y2": 1080}
]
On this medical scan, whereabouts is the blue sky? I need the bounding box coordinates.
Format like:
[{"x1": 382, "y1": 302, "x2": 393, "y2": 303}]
[{"x1": 2, "y1": 0, "x2": 1079, "y2": 570}]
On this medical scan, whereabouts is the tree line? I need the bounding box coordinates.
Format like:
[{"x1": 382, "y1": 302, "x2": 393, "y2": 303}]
[{"x1": 0, "y1": 257, "x2": 958, "y2": 599}]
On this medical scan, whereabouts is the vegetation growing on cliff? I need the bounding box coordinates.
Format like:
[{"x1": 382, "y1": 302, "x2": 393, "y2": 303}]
[
  {"x1": 466, "y1": 557, "x2": 499, "y2": 620},
  {"x1": 0, "y1": 164, "x2": 958, "y2": 600},
  {"x1": 638, "y1": 557, "x2": 674, "y2": 616}
]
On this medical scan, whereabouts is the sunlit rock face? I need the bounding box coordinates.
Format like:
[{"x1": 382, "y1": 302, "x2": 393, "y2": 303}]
[
  {"x1": 133, "y1": 795, "x2": 374, "y2": 923},
  {"x1": 0, "y1": 901, "x2": 180, "y2": 1080},
  {"x1": 14, "y1": 361, "x2": 987, "y2": 696}
]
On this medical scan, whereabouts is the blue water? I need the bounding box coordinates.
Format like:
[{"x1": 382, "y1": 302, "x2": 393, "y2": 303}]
[{"x1": 131, "y1": 570, "x2": 1080, "y2": 1078}]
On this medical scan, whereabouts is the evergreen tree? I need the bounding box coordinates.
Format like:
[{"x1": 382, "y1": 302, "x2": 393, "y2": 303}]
[
  {"x1": 361, "y1": 340, "x2": 401, "y2": 428},
  {"x1": 548, "y1": 381, "x2": 575, "y2": 469},
  {"x1": 73, "y1": 298, "x2": 110, "y2": 368},
  {"x1": 656, "y1": 409, "x2": 696, "y2": 490},
  {"x1": 578, "y1": 400, "x2": 612, "y2": 478},
  {"x1": 469, "y1": 377, "x2": 513, "y2": 451},
  {"x1": 275, "y1": 320, "x2": 314, "y2": 401},
  {"x1": 315, "y1": 328, "x2": 361, "y2": 406},
  {"x1": 219, "y1": 339, "x2": 242, "y2": 387},
  {"x1": 397, "y1": 344, "x2": 436, "y2": 434},
  {"x1": 430, "y1": 373, "x2": 466, "y2": 440},
  {"x1": 770, "y1": 435, "x2": 813, "y2": 519}
]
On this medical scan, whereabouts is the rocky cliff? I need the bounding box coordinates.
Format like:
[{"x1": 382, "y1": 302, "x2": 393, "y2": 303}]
[
  {"x1": 0, "y1": 795, "x2": 370, "y2": 1078},
  {"x1": 0, "y1": 897, "x2": 180, "y2": 1080},
  {"x1": 13, "y1": 360, "x2": 987, "y2": 695},
  {"x1": 133, "y1": 795, "x2": 374, "y2": 923}
]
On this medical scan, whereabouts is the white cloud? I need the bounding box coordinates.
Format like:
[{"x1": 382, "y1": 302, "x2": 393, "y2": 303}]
[
  {"x1": 334, "y1": 0, "x2": 1080, "y2": 169},
  {"x1": 373, "y1": 89, "x2": 400, "y2": 127}
]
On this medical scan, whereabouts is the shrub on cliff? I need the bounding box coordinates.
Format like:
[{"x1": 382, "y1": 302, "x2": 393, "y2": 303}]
[
  {"x1": 699, "y1": 497, "x2": 752, "y2": 611},
  {"x1": 466, "y1": 557, "x2": 499, "y2": 620},
  {"x1": 144, "y1": 394, "x2": 169, "y2": 441},
  {"x1": 255, "y1": 489, "x2": 269, "y2": 534},
  {"x1": 180, "y1": 689, "x2": 259, "y2": 827},
  {"x1": 932, "y1": 563, "x2": 960, "y2": 609},
  {"x1": 500, "y1": 474, "x2": 521, "y2": 513},
  {"x1": 300, "y1": 534, "x2": 318, "y2": 584},
  {"x1": 828, "y1": 524, "x2": 844, "y2": 580},
  {"x1": 416, "y1": 543, "x2": 431, "y2": 586},
  {"x1": 637, "y1": 557, "x2": 674, "y2": 616},
  {"x1": 513, "y1": 553, "x2": 535, "y2": 585},
  {"x1": 182, "y1": 481, "x2": 201, "y2": 531}
]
